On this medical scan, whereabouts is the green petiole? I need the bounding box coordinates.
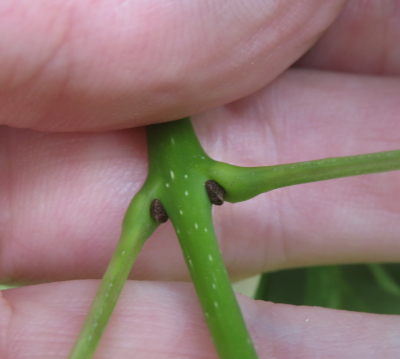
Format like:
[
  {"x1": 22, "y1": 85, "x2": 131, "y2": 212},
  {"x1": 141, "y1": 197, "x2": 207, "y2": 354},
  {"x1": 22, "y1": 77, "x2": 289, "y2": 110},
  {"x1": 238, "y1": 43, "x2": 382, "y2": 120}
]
[
  {"x1": 68, "y1": 187, "x2": 159, "y2": 359},
  {"x1": 69, "y1": 117, "x2": 400, "y2": 359},
  {"x1": 212, "y1": 149, "x2": 400, "y2": 203}
]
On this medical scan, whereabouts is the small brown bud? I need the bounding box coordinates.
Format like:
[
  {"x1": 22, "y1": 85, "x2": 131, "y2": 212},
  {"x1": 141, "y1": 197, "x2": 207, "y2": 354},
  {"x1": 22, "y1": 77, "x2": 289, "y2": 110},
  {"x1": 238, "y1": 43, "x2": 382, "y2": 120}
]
[
  {"x1": 150, "y1": 199, "x2": 169, "y2": 223},
  {"x1": 205, "y1": 180, "x2": 226, "y2": 205}
]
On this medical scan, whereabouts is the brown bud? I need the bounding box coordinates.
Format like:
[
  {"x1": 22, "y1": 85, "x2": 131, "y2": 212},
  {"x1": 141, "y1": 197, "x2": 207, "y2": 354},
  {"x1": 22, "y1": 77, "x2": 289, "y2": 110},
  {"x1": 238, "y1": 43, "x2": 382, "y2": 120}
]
[
  {"x1": 150, "y1": 199, "x2": 169, "y2": 223},
  {"x1": 205, "y1": 180, "x2": 226, "y2": 206}
]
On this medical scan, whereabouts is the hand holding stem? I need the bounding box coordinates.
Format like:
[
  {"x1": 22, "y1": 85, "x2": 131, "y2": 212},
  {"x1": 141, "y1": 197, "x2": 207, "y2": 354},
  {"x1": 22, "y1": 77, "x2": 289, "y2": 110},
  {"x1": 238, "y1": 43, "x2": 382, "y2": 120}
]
[{"x1": 1, "y1": 3, "x2": 400, "y2": 358}]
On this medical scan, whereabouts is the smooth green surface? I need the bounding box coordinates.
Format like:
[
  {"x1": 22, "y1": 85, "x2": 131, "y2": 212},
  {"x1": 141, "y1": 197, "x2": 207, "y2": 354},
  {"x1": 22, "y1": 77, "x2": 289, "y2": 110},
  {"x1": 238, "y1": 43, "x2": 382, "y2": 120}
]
[{"x1": 255, "y1": 264, "x2": 400, "y2": 314}]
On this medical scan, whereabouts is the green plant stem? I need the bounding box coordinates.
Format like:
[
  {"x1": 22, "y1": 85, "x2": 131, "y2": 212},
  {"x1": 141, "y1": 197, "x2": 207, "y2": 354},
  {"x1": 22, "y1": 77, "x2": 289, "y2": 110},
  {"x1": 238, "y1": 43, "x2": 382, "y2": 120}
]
[
  {"x1": 211, "y1": 149, "x2": 400, "y2": 203},
  {"x1": 146, "y1": 119, "x2": 259, "y2": 359},
  {"x1": 68, "y1": 188, "x2": 159, "y2": 359}
]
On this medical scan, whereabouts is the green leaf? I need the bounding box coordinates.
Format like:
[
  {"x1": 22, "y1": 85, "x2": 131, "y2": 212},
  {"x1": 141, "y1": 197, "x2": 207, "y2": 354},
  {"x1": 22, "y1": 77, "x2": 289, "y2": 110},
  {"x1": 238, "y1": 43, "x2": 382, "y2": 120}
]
[{"x1": 255, "y1": 264, "x2": 400, "y2": 314}]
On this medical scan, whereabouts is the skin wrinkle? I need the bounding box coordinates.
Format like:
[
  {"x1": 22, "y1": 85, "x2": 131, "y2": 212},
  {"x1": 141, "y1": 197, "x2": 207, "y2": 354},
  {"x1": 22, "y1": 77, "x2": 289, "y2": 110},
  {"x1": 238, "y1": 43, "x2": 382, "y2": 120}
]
[{"x1": 0, "y1": 1, "x2": 71, "y2": 89}]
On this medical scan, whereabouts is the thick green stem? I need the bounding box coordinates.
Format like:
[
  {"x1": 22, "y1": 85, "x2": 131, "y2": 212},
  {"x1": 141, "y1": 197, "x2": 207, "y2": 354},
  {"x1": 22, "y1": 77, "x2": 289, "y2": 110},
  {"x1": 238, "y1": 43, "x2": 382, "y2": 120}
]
[
  {"x1": 146, "y1": 119, "x2": 259, "y2": 359},
  {"x1": 68, "y1": 188, "x2": 159, "y2": 359}
]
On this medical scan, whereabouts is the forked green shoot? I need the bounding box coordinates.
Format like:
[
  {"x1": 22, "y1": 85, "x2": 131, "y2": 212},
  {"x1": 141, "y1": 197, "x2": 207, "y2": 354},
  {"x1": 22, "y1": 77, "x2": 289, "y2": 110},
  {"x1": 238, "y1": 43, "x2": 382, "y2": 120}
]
[{"x1": 69, "y1": 117, "x2": 400, "y2": 359}]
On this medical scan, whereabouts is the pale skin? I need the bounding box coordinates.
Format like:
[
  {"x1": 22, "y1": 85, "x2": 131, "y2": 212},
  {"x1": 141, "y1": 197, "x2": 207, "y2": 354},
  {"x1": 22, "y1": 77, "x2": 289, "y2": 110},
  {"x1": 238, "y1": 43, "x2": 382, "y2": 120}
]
[{"x1": 1, "y1": 1, "x2": 400, "y2": 358}]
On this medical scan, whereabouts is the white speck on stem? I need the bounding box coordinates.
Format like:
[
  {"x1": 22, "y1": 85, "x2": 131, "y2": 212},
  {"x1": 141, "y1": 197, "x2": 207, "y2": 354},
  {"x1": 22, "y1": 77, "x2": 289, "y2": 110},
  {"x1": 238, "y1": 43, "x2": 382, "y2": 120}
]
[
  {"x1": 212, "y1": 283, "x2": 216, "y2": 289},
  {"x1": 201, "y1": 156, "x2": 205, "y2": 159},
  {"x1": 179, "y1": 210, "x2": 183, "y2": 215},
  {"x1": 121, "y1": 250, "x2": 125, "y2": 255},
  {"x1": 185, "y1": 191, "x2": 189, "y2": 196},
  {"x1": 171, "y1": 137, "x2": 175, "y2": 145},
  {"x1": 214, "y1": 301, "x2": 219, "y2": 308},
  {"x1": 166, "y1": 183, "x2": 170, "y2": 188},
  {"x1": 194, "y1": 223, "x2": 198, "y2": 229},
  {"x1": 184, "y1": 174, "x2": 188, "y2": 179},
  {"x1": 188, "y1": 259, "x2": 193, "y2": 268},
  {"x1": 109, "y1": 283, "x2": 113, "y2": 288},
  {"x1": 170, "y1": 170, "x2": 174, "y2": 179},
  {"x1": 176, "y1": 229, "x2": 180, "y2": 234},
  {"x1": 208, "y1": 254, "x2": 213, "y2": 261},
  {"x1": 204, "y1": 228, "x2": 208, "y2": 232},
  {"x1": 205, "y1": 312, "x2": 209, "y2": 318}
]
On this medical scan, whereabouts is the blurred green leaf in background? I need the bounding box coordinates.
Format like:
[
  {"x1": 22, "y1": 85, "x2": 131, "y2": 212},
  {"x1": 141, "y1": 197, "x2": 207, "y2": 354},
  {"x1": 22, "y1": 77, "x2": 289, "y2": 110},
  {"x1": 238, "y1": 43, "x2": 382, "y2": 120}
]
[{"x1": 255, "y1": 263, "x2": 400, "y2": 315}]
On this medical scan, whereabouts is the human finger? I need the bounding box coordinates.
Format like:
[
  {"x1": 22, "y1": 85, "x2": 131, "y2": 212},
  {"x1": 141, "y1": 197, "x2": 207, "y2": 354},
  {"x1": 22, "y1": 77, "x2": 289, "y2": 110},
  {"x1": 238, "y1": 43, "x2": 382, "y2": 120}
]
[
  {"x1": 1, "y1": 280, "x2": 400, "y2": 358},
  {"x1": 0, "y1": 0, "x2": 345, "y2": 131}
]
